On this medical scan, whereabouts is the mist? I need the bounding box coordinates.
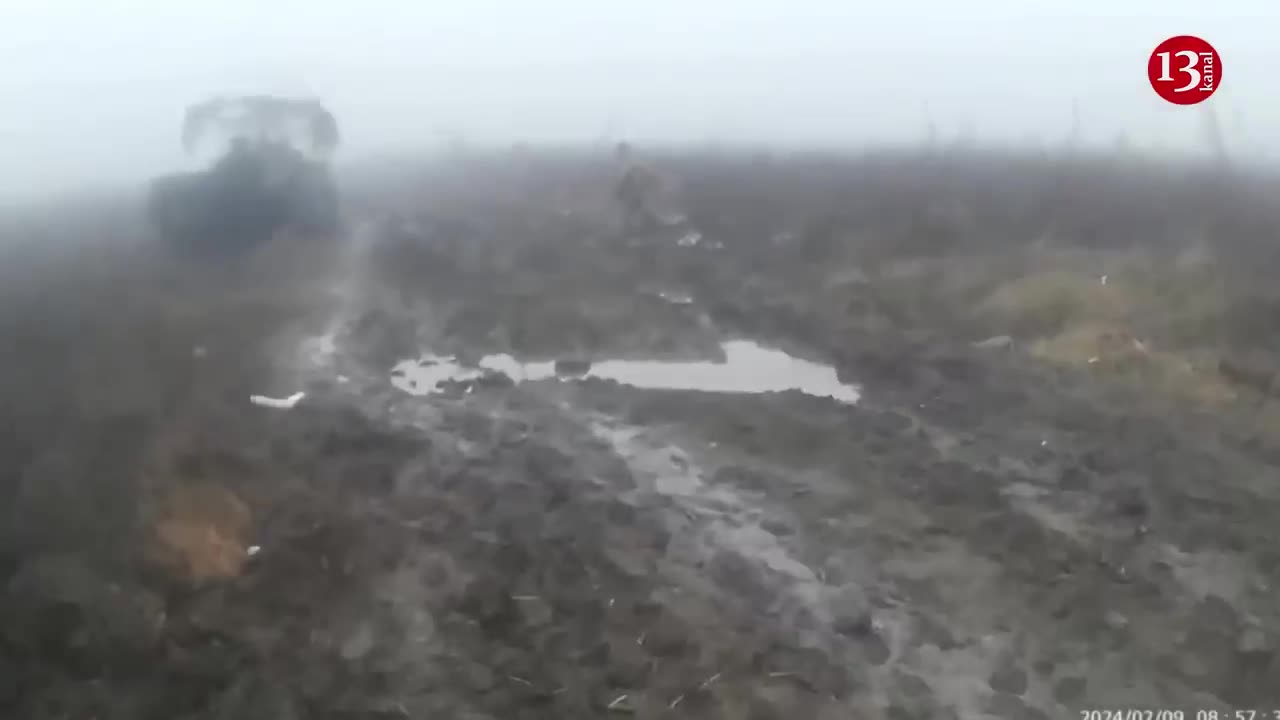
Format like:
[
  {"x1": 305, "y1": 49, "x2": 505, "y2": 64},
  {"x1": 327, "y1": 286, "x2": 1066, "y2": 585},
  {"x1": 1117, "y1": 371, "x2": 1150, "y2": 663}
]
[{"x1": 3, "y1": 1, "x2": 1279, "y2": 199}]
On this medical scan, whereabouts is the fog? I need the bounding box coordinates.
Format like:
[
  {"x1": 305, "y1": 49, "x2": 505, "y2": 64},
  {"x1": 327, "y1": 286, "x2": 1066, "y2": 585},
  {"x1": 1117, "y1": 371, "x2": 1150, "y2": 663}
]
[{"x1": 3, "y1": 1, "x2": 1278, "y2": 198}]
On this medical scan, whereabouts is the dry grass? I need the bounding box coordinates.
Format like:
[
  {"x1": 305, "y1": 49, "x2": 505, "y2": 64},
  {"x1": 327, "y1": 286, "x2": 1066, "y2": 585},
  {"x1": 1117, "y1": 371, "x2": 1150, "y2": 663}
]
[
  {"x1": 1030, "y1": 322, "x2": 1238, "y2": 406},
  {"x1": 146, "y1": 481, "x2": 253, "y2": 583},
  {"x1": 976, "y1": 269, "x2": 1135, "y2": 338},
  {"x1": 1030, "y1": 322, "x2": 1148, "y2": 366},
  {"x1": 133, "y1": 409, "x2": 268, "y2": 585},
  {"x1": 968, "y1": 259, "x2": 1247, "y2": 408}
]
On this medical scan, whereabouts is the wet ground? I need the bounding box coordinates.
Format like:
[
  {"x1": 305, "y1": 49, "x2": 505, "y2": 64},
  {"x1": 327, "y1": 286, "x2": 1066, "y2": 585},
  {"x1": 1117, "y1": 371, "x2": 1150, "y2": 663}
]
[{"x1": 3, "y1": 150, "x2": 1280, "y2": 719}]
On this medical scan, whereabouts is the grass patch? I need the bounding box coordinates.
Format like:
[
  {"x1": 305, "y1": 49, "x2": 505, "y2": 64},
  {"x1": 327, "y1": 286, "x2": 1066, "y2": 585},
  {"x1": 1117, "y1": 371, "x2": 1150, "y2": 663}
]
[
  {"x1": 971, "y1": 258, "x2": 1249, "y2": 408},
  {"x1": 976, "y1": 269, "x2": 1135, "y2": 338}
]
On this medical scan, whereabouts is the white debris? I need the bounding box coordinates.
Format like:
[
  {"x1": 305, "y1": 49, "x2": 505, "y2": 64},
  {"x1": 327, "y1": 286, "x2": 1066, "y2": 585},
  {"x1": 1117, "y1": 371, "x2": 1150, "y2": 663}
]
[
  {"x1": 1040, "y1": 440, "x2": 1048, "y2": 447},
  {"x1": 658, "y1": 291, "x2": 694, "y2": 305},
  {"x1": 1088, "y1": 356, "x2": 1100, "y2": 364},
  {"x1": 247, "y1": 545, "x2": 262, "y2": 557},
  {"x1": 972, "y1": 335, "x2": 1014, "y2": 350},
  {"x1": 1100, "y1": 275, "x2": 1109, "y2": 285},
  {"x1": 250, "y1": 392, "x2": 306, "y2": 409},
  {"x1": 677, "y1": 231, "x2": 703, "y2": 247}
]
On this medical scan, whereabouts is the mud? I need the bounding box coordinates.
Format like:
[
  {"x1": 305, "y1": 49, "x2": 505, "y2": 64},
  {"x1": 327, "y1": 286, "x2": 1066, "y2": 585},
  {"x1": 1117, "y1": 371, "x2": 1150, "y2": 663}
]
[{"x1": 3, "y1": 149, "x2": 1280, "y2": 719}]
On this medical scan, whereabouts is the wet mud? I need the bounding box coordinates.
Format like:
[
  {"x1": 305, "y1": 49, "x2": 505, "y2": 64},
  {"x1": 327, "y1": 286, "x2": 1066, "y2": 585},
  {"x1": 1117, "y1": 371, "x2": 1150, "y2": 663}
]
[{"x1": 3, "y1": 150, "x2": 1280, "y2": 718}]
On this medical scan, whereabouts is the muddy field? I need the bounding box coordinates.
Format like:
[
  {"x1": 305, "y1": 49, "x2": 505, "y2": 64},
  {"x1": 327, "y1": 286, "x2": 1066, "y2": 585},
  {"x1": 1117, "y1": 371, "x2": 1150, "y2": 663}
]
[{"x1": 3, "y1": 148, "x2": 1280, "y2": 719}]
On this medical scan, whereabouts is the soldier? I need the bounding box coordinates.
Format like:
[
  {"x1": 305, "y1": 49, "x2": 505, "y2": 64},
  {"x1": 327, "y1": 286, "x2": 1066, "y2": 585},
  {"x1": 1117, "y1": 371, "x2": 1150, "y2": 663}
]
[{"x1": 612, "y1": 142, "x2": 664, "y2": 235}]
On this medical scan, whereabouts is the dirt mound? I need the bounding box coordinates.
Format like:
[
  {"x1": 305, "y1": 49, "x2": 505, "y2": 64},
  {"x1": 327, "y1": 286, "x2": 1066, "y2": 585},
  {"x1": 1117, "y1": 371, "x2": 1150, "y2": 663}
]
[{"x1": 146, "y1": 482, "x2": 253, "y2": 584}]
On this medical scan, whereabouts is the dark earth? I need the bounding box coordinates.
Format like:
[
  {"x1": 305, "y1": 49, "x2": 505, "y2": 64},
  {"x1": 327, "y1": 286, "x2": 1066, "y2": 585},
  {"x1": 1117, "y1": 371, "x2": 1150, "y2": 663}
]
[{"x1": 2, "y1": 148, "x2": 1280, "y2": 719}]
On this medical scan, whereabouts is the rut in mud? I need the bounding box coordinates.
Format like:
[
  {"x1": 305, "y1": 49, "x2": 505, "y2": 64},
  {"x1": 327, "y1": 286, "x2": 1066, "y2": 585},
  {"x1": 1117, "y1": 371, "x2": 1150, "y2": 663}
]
[{"x1": 3, "y1": 150, "x2": 1280, "y2": 719}]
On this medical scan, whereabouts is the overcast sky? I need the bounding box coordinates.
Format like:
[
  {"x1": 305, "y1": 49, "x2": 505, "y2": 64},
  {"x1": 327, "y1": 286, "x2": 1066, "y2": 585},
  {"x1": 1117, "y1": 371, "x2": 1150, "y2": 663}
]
[{"x1": 2, "y1": 1, "x2": 1278, "y2": 198}]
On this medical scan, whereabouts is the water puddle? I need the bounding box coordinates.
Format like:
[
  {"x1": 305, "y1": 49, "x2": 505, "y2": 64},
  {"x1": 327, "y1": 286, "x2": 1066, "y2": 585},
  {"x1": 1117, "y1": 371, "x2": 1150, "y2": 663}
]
[
  {"x1": 391, "y1": 354, "x2": 484, "y2": 393},
  {"x1": 391, "y1": 340, "x2": 860, "y2": 403},
  {"x1": 389, "y1": 353, "x2": 557, "y2": 394}
]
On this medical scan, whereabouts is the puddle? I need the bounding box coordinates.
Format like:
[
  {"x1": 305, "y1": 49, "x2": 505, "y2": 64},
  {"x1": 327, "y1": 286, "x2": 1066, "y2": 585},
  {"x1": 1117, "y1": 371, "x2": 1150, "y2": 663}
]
[
  {"x1": 392, "y1": 340, "x2": 860, "y2": 403},
  {"x1": 391, "y1": 354, "x2": 485, "y2": 393}
]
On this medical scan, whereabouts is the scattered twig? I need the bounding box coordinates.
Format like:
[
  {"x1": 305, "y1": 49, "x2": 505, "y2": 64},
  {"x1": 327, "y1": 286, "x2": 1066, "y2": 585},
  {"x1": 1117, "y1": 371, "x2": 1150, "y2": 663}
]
[
  {"x1": 699, "y1": 672, "x2": 722, "y2": 690},
  {"x1": 511, "y1": 595, "x2": 540, "y2": 601},
  {"x1": 508, "y1": 675, "x2": 534, "y2": 687},
  {"x1": 636, "y1": 632, "x2": 646, "y2": 646},
  {"x1": 607, "y1": 694, "x2": 629, "y2": 710},
  {"x1": 668, "y1": 694, "x2": 685, "y2": 709}
]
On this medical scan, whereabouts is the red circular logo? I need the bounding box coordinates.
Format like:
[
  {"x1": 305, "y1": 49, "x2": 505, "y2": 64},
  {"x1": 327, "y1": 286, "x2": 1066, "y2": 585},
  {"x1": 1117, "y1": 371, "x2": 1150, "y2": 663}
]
[{"x1": 1148, "y1": 35, "x2": 1221, "y2": 105}]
